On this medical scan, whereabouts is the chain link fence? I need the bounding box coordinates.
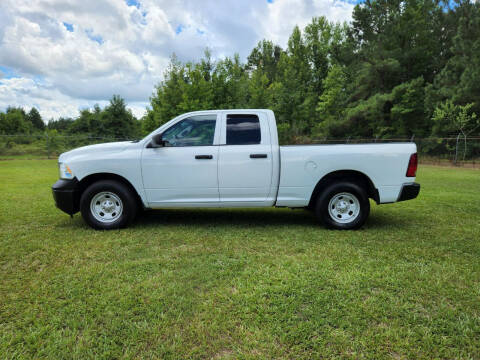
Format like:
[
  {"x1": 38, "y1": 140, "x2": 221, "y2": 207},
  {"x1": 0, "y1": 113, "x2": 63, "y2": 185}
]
[{"x1": 1, "y1": 134, "x2": 479, "y2": 168}]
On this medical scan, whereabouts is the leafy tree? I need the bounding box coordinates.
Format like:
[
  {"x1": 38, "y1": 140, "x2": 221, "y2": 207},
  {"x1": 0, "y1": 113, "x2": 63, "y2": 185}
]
[
  {"x1": 426, "y1": 0, "x2": 480, "y2": 118},
  {"x1": 45, "y1": 129, "x2": 62, "y2": 158},
  {"x1": 304, "y1": 17, "x2": 347, "y2": 95},
  {"x1": 432, "y1": 101, "x2": 479, "y2": 137},
  {"x1": 273, "y1": 26, "x2": 316, "y2": 137},
  {"x1": 248, "y1": 71, "x2": 272, "y2": 109},
  {"x1": 141, "y1": 110, "x2": 158, "y2": 135},
  {"x1": 315, "y1": 65, "x2": 348, "y2": 136},
  {"x1": 0, "y1": 107, "x2": 32, "y2": 134},
  {"x1": 47, "y1": 117, "x2": 74, "y2": 132},
  {"x1": 345, "y1": 0, "x2": 450, "y2": 137},
  {"x1": 176, "y1": 62, "x2": 214, "y2": 113},
  {"x1": 431, "y1": 101, "x2": 479, "y2": 161},
  {"x1": 351, "y1": 0, "x2": 446, "y2": 85},
  {"x1": 70, "y1": 109, "x2": 93, "y2": 134},
  {"x1": 69, "y1": 105, "x2": 106, "y2": 137},
  {"x1": 345, "y1": 93, "x2": 393, "y2": 138},
  {"x1": 211, "y1": 54, "x2": 248, "y2": 108},
  {"x1": 102, "y1": 95, "x2": 139, "y2": 139},
  {"x1": 147, "y1": 54, "x2": 187, "y2": 129},
  {"x1": 26, "y1": 107, "x2": 45, "y2": 131},
  {"x1": 390, "y1": 77, "x2": 426, "y2": 136},
  {"x1": 247, "y1": 40, "x2": 282, "y2": 83}
]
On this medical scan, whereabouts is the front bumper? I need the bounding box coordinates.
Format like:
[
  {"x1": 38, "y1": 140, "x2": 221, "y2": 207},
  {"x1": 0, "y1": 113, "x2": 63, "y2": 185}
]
[
  {"x1": 52, "y1": 178, "x2": 80, "y2": 215},
  {"x1": 397, "y1": 182, "x2": 420, "y2": 202}
]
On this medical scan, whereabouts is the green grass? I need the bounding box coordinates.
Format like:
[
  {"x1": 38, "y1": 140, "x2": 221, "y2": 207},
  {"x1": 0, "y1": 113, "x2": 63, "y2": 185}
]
[{"x1": 0, "y1": 160, "x2": 479, "y2": 359}]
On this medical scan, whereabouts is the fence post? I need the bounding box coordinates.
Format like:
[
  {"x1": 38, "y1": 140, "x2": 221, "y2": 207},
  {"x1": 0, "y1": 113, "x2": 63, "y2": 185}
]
[
  {"x1": 454, "y1": 133, "x2": 460, "y2": 165},
  {"x1": 410, "y1": 134, "x2": 415, "y2": 142}
]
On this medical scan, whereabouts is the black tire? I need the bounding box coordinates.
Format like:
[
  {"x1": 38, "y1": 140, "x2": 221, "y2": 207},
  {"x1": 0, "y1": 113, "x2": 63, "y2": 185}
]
[
  {"x1": 80, "y1": 180, "x2": 138, "y2": 230},
  {"x1": 315, "y1": 181, "x2": 370, "y2": 230}
]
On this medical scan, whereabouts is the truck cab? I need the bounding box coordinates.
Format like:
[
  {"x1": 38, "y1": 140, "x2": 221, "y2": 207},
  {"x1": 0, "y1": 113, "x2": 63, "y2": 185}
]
[{"x1": 143, "y1": 110, "x2": 280, "y2": 207}]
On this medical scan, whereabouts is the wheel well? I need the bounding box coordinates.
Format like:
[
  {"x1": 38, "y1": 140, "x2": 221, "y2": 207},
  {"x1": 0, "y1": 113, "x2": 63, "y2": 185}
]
[
  {"x1": 77, "y1": 173, "x2": 143, "y2": 208},
  {"x1": 308, "y1": 170, "x2": 379, "y2": 208}
]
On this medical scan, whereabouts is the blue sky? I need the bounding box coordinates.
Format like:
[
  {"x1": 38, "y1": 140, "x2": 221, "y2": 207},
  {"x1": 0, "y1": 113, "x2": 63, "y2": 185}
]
[
  {"x1": 63, "y1": 22, "x2": 74, "y2": 32},
  {"x1": 126, "y1": 0, "x2": 141, "y2": 8},
  {"x1": 0, "y1": 65, "x2": 19, "y2": 79},
  {"x1": 0, "y1": 0, "x2": 357, "y2": 120}
]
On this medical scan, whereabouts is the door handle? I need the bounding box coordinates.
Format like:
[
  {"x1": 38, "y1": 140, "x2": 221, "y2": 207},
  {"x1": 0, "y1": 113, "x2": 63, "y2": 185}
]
[
  {"x1": 195, "y1": 155, "x2": 213, "y2": 160},
  {"x1": 250, "y1": 154, "x2": 267, "y2": 159}
]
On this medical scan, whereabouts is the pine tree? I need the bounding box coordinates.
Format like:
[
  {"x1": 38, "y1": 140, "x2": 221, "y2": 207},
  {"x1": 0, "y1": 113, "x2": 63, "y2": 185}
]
[{"x1": 26, "y1": 107, "x2": 45, "y2": 131}]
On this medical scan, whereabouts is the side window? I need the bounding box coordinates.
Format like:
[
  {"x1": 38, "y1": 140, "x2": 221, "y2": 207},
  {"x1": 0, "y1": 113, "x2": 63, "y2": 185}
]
[
  {"x1": 162, "y1": 115, "x2": 216, "y2": 147},
  {"x1": 226, "y1": 114, "x2": 261, "y2": 145}
]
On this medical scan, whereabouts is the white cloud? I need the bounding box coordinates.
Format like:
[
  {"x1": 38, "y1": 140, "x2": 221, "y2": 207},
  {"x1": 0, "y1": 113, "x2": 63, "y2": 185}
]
[
  {"x1": 259, "y1": 0, "x2": 355, "y2": 46},
  {"x1": 0, "y1": 77, "x2": 90, "y2": 120},
  {"x1": 0, "y1": 0, "x2": 355, "y2": 121},
  {"x1": 0, "y1": 77, "x2": 148, "y2": 119}
]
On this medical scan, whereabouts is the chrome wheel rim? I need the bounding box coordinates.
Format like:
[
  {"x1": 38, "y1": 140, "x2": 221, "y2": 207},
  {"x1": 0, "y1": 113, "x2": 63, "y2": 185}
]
[
  {"x1": 90, "y1": 191, "x2": 123, "y2": 224},
  {"x1": 328, "y1": 192, "x2": 360, "y2": 224}
]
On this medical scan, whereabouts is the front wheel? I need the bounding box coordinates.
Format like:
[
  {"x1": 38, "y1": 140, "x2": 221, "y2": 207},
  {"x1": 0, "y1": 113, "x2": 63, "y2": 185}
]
[
  {"x1": 315, "y1": 181, "x2": 370, "y2": 230},
  {"x1": 80, "y1": 180, "x2": 138, "y2": 230}
]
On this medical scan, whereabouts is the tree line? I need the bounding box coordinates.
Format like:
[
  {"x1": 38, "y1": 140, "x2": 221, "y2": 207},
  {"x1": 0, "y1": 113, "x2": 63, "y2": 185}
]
[
  {"x1": 0, "y1": 95, "x2": 140, "y2": 140},
  {"x1": 1, "y1": 0, "x2": 479, "y2": 146}
]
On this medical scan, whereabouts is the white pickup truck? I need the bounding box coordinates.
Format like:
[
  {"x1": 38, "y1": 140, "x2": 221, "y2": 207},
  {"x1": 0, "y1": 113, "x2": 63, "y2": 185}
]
[{"x1": 52, "y1": 109, "x2": 420, "y2": 230}]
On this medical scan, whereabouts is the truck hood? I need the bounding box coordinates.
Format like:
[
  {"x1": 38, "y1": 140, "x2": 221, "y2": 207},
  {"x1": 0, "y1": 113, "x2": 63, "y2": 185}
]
[{"x1": 58, "y1": 141, "x2": 134, "y2": 162}]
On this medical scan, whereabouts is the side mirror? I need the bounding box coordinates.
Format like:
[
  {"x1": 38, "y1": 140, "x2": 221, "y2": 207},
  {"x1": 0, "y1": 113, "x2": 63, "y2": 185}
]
[{"x1": 148, "y1": 134, "x2": 165, "y2": 148}]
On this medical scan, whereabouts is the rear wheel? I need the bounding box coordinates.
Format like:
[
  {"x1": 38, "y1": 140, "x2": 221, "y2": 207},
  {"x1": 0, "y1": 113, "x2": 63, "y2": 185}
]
[
  {"x1": 315, "y1": 181, "x2": 370, "y2": 230},
  {"x1": 80, "y1": 180, "x2": 138, "y2": 230}
]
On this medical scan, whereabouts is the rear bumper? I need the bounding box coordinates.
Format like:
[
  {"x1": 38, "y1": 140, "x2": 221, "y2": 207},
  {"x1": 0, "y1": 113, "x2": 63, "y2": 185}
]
[
  {"x1": 397, "y1": 182, "x2": 420, "y2": 202},
  {"x1": 52, "y1": 178, "x2": 80, "y2": 215}
]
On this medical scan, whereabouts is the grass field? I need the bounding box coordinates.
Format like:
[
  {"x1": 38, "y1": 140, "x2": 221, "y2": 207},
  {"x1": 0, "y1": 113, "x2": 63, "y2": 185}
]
[{"x1": 0, "y1": 159, "x2": 479, "y2": 359}]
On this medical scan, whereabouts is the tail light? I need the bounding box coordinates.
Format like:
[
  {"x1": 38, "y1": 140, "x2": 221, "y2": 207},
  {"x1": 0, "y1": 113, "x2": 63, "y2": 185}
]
[{"x1": 406, "y1": 153, "x2": 418, "y2": 177}]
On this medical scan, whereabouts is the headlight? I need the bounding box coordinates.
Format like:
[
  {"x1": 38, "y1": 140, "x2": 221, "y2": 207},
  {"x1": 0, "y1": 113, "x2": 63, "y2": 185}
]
[{"x1": 59, "y1": 162, "x2": 74, "y2": 179}]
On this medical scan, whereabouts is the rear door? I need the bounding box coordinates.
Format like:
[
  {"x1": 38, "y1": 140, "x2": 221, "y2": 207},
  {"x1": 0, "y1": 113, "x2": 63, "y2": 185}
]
[{"x1": 218, "y1": 112, "x2": 273, "y2": 203}]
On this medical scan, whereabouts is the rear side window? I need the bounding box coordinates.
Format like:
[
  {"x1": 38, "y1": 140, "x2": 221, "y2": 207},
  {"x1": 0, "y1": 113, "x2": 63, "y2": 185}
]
[{"x1": 226, "y1": 114, "x2": 261, "y2": 145}]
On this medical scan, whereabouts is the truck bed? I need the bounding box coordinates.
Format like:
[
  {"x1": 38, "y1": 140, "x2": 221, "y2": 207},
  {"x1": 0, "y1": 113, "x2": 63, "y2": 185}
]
[{"x1": 276, "y1": 143, "x2": 417, "y2": 207}]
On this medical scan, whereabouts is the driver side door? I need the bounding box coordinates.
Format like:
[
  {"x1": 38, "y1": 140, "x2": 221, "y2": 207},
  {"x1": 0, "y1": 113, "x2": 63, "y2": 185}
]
[{"x1": 141, "y1": 114, "x2": 220, "y2": 206}]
